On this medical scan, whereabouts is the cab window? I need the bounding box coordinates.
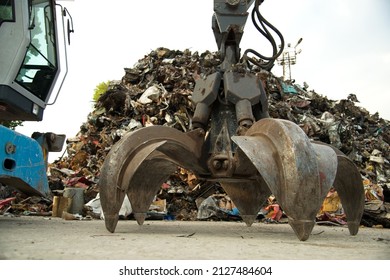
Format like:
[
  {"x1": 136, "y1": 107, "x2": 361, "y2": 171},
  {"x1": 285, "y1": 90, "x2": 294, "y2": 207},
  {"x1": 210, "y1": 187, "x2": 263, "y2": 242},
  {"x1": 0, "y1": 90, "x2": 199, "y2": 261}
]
[{"x1": 15, "y1": 0, "x2": 58, "y2": 102}]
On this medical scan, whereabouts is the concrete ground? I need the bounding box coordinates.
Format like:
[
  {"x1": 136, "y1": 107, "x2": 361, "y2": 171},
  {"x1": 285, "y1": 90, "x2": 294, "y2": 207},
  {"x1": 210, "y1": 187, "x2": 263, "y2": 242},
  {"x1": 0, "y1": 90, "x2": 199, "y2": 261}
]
[{"x1": 0, "y1": 215, "x2": 389, "y2": 260}]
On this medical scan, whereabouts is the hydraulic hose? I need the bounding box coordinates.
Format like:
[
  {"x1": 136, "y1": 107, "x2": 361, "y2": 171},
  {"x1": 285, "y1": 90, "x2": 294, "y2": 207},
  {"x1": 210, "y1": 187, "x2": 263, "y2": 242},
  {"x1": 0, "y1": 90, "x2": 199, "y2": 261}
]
[{"x1": 242, "y1": 0, "x2": 285, "y2": 71}]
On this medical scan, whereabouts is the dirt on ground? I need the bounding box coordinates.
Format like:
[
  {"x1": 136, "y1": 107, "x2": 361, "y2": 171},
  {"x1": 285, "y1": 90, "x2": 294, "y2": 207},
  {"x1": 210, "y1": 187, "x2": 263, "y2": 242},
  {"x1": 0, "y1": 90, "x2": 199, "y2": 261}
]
[{"x1": 0, "y1": 215, "x2": 389, "y2": 260}]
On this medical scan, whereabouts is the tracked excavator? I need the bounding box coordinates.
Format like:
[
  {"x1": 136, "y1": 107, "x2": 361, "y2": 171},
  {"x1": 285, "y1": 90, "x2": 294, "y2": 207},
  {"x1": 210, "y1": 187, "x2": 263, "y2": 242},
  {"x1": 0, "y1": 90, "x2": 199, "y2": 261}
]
[
  {"x1": 98, "y1": 0, "x2": 365, "y2": 241},
  {"x1": 0, "y1": 0, "x2": 72, "y2": 196}
]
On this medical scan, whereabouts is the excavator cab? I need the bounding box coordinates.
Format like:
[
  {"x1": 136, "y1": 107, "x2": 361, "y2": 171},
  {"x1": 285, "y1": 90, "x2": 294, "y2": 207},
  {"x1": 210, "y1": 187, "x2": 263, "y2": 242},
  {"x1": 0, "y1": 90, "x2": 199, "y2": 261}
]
[
  {"x1": 0, "y1": 0, "x2": 68, "y2": 121},
  {"x1": 0, "y1": 0, "x2": 71, "y2": 196}
]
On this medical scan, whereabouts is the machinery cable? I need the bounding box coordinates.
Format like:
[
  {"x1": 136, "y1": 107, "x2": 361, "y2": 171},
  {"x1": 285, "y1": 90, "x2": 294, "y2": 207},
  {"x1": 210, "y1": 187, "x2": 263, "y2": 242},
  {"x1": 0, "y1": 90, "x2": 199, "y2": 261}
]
[{"x1": 242, "y1": 0, "x2": 285, "y2": 71}]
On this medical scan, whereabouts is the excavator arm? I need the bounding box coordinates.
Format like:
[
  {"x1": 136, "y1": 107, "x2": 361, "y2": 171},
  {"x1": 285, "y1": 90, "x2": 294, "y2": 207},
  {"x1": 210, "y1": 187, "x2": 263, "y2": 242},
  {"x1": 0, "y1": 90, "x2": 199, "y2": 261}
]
[{"x1": 97, "y1": 0, "x2": 365, "y2": 241}]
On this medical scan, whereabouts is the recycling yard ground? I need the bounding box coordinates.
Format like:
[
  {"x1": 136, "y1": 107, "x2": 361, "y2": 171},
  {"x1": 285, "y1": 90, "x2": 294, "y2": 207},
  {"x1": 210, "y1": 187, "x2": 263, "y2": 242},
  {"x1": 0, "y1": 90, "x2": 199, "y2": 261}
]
[{"x1": 0, "y1": 215, "x2": 389, "y2": 260}]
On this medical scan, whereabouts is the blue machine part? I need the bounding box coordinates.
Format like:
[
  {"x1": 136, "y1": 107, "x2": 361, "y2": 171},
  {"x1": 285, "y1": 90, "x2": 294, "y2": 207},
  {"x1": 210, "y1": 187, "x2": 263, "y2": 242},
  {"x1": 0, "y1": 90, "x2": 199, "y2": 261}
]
[
  {"x1": 280, "y1": 82, "x2": 298, "y2": 95},
  {"x1": 0, "y1": 125, "x2": 49, "y2": 197}
]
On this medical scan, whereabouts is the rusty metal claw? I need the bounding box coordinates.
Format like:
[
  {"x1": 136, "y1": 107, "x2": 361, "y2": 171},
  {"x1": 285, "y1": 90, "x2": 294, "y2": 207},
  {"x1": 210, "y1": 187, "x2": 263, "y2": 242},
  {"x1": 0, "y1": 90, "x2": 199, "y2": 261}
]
[
  {"x1": 315, "y1": 143, "x2": 365, "y2": 235},
  {"x1": 98, "y1": 126, "x2": 206, "y2": 232},
  {"x1": 334, "y1": 153, "x2": 365, "y2": 235},
  {"x1": 232, "y1": 118, "x2": 338, "y2": 241},
  {"x1": 99, "y1": 117, "x2": 364, "y2": 241},
  {"x1": 99, "y1": 187, "x2": 125, "y2": 233}
]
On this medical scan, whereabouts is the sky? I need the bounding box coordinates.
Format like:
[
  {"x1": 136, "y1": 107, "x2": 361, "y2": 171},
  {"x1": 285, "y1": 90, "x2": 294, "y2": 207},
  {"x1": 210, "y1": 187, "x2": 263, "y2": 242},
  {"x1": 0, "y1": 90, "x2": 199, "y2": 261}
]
[{"x1": 16, "y1": 0, "x2": 390, "y2": 161}]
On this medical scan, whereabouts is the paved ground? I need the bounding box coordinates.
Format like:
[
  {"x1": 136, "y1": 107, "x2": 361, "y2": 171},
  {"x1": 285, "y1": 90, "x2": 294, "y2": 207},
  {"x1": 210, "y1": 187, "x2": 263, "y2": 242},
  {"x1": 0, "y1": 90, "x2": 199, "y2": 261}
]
[{"x1": 0, "y1": 215, "x2": 389, "y2": 260}]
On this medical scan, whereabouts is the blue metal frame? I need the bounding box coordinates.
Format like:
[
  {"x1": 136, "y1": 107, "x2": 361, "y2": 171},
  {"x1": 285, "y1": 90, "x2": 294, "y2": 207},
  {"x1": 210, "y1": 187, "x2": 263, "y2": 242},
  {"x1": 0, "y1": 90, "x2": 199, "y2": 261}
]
[{"x1": 0, "y1": 125, "x2": 49, "y2": 196}]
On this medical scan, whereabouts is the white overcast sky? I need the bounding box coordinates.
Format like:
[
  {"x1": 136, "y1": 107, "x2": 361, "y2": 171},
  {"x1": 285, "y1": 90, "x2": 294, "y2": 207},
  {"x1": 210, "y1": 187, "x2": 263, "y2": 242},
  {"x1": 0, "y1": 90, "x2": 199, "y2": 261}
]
[{"x1": 16, "y1": 0, "x2": 390, "y2": 161}]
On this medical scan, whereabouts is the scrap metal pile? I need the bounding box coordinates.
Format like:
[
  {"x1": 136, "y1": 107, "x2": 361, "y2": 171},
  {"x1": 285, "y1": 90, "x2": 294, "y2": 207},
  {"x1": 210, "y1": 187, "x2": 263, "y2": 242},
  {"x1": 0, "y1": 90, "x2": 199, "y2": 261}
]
[{"x1": 1, "y1": 48, "x2": 389, "y2": 227}]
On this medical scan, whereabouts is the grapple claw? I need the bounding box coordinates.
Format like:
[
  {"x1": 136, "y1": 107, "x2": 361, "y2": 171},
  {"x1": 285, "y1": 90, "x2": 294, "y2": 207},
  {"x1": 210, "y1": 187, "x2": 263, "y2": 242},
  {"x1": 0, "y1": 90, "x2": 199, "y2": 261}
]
[
  {"x1": 321, "y1": 144, "x2": 365, "y2": 235},
  {"x1": 99, "y1": 117, "x2": 364, "y2": 241},
  {"x1": 98, "y1": 126, "x2": 206, "y2": 232},
  {"x1": 334, "y1": 154, "x2": 365, "y2": 235},
  {"x1": 232, "y1": 118, "x2": 338, "y2": 240},
  {"x1": 99, "y1": 186, "x2": 126, "y2": 233}
]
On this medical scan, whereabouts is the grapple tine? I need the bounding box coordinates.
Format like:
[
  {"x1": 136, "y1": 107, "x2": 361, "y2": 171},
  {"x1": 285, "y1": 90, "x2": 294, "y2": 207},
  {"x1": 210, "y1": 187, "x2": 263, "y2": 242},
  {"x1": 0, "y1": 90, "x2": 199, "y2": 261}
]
[
  {"x1": 99, "y1": 187, "x2": 125, "y2": 233},
  {"x1": 232, "y1": 118, "x2": 338, "y2": 241},
  {"x1": 221, "y1": 179, "x2": 271, "y2": 226},
  {"x1": 99, "y1": 139, "x2": 167, "y2": 232},
  {"x1": 313, "y1": 142, "x2": 365, "y2": 235},
  {"x1": 334, "y1": 155, "x2": 365, "y2": 235},
  {"x1": 311, "y1": 143, "x2": 340, "y2": 199},
  {"x1": 98, "y1": 126, "x2": 206, "y2": 232},
  {"x1": 125, "y1": 154, "x2": 177, "y2": 225},
  {"x1": 331, "y1": 149, "x2": 365, "y2": 235},
  {"x1": 333, "y1": 154, "x2": 364, "y2": 235}
]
